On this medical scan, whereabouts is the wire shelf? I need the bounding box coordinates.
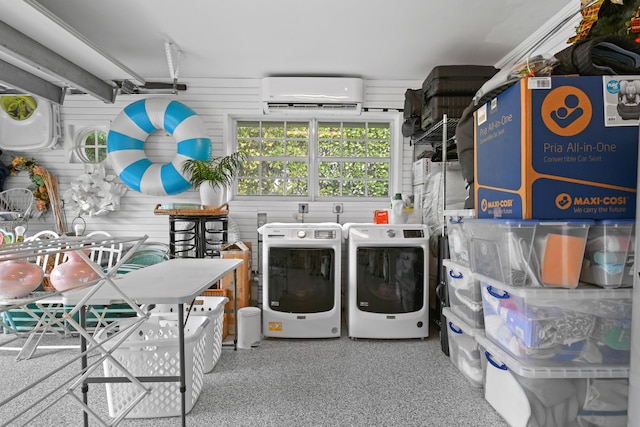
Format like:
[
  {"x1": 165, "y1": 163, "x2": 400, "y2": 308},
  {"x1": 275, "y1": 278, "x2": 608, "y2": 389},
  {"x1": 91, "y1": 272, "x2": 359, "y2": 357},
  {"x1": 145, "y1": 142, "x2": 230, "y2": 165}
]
[{"x1": 411, "y1": 117, "x2": 460, "y2": 146}]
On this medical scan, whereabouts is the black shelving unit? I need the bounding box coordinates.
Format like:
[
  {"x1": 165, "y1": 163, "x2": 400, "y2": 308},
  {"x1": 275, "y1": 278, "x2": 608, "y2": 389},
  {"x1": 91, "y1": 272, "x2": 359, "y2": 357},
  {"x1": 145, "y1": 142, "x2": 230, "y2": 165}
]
[
  {"x1": 168, "y1": 214, "x2": 228, "y2": 258},
  {"x1": 412, "y1": 115, "x2": 459, "y2": 356},
  {"x1": 410, "y1": 117, "x2": 459, "y2": 148}
]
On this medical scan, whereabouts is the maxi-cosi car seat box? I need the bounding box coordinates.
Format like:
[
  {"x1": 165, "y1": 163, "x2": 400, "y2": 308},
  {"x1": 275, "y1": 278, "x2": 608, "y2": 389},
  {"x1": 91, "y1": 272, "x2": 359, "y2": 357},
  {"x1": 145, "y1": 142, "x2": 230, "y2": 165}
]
[{"x1": 474, "y1": 75, "x2": 638, "y2": 219}]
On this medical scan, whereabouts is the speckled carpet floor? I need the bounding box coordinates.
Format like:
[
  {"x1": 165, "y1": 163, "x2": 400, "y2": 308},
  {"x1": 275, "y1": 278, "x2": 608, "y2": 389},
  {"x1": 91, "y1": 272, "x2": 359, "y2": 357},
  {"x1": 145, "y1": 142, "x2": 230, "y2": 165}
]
[{"x1": 0, "y1": 326, "x2": 508, "y2": 427}]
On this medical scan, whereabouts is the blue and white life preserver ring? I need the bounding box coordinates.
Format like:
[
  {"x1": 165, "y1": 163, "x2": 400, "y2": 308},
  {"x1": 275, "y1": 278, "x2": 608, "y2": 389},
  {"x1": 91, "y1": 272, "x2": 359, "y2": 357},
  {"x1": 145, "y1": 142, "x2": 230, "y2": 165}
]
[{"x1": 107, "y1": 99, "x2": 211, "y2": 196}]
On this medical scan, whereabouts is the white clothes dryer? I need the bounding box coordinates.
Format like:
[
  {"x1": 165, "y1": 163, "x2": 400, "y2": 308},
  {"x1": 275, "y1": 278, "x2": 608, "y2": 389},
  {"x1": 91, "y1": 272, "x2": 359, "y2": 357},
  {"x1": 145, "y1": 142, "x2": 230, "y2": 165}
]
[
  {"x1": 259, "y1": 223, "x2": 342, "y2": 338},
  {"x1": 344, "y1": 223, "x2": 429, "y2": 339}
]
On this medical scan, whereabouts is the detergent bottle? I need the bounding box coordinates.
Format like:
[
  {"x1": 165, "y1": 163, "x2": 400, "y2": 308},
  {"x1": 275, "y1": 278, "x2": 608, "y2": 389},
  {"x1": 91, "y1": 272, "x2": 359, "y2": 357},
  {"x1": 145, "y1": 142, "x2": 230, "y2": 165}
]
[{"x1": 390, "y1": 193, "x2": 406, "y2": 224}]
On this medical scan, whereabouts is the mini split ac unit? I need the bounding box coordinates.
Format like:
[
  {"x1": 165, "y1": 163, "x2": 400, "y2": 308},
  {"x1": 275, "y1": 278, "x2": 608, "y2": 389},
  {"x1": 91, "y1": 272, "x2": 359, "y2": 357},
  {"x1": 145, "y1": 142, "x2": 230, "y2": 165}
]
[{"x1": 262, "y1": 77, "x2": 363, "y2": 115}]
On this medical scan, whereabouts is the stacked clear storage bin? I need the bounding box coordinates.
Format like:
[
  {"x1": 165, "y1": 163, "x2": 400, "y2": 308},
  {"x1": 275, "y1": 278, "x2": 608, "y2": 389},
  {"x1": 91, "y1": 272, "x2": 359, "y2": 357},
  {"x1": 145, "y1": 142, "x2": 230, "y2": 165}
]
[
  {"x1": 442, "y1": 306, "x2": 484, "y2": 387},
  {"x1": 476, "y1": 333, "x2": 629, "y2": 427},
  {"x1": 479, "y1": 274, "x2": 632, "y2": 364},
  {"x1": 442, "y1": 259, "x2": 483, "y2": 329},
  {"x1": 465, "y1": 219, "x2": 593, "y2": 289},
  {"x1": 580, "y1": 219, "x2": 635, "y2": 288},
  {"x1": 445, "y1": 209, "x2": 475, "y2": 267},
  {"x1": 441, "y1": 210, "x2": 487, "y2": 384},
  {"x1": 446, "y1": 217, "x2": 633, "y2": 426}
]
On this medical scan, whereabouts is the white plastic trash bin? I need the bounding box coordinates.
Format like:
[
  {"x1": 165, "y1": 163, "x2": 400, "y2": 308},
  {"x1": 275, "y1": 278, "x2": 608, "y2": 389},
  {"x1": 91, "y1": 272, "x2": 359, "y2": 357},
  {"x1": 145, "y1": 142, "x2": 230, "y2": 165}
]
[{"x1": 237, "y1": 307, "x2": 261, "y2": 349}]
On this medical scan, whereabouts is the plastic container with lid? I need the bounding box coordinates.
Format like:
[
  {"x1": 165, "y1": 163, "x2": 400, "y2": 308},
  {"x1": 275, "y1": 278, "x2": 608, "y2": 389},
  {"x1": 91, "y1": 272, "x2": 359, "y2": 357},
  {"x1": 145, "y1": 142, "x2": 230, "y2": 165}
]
[
  {"x1": 445, "y1": 209, "x2": 475, "y2": 267},
  {"x1": 479, "y1": 273, "x2": 632, "y2": 365},
  {"x1": 580, "y1": 219, "x2": 635, "y2": 288},
  {"x1": 443, "y1": 307, "x2": 484, "y2": 388},
  {"x1": 442, "y1": 259, "x2": 483, "y2": 328},
  {"x1": 464, "y1": 218, "x2": 593, "y2": 288},
  {"x1": 477, "y1": 333, "x2": 629, "y2": 427}
]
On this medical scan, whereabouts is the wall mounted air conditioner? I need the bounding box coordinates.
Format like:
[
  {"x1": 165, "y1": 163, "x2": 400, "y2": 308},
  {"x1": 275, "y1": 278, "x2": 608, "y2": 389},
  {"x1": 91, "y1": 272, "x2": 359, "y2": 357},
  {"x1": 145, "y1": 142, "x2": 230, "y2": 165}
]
[{"x1": 262, "y1": 77, "x2": 363, "y2": 115}]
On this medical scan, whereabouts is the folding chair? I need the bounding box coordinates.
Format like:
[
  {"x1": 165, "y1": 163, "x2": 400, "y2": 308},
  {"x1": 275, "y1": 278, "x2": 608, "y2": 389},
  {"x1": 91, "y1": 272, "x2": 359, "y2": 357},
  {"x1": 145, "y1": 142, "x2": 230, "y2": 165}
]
[
  {"x1": 0, "y1": 188, "x2": 35, "y2": 238},
  {"x1": 86, "y1": 231, "x2": 124, "y2": 272},
  {"x1": 117, "y1": 241, "x2": 170, "y2": 274},
  {"x1": 0, "y1": 188, "x2": 35, "y2": 221}
]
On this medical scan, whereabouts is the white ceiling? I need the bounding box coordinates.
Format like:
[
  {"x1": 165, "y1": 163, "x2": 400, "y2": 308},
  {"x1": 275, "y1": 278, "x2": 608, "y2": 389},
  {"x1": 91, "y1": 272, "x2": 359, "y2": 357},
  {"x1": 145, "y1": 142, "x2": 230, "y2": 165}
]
[{"x1": 0, "y1": 0, "x2": 578, "y2": 87}]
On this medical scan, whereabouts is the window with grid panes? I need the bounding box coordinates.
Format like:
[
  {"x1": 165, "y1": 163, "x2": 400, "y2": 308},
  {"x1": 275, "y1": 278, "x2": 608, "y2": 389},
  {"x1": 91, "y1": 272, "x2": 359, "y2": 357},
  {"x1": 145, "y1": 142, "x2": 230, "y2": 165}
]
[
  {"x1": 235, "y1": 119, "x2": 392, "y2": 199},
  {"x1": 77, "y1": 127, "x2": 108, "y2": 163}
]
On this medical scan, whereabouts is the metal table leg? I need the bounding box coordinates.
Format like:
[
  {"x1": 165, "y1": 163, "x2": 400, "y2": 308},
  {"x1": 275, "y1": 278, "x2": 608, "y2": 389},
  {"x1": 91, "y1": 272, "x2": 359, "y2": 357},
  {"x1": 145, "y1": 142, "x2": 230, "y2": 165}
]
[
  {"x1": 178, "y1": 303, "x2": 186, "y2": 427},
  {"x1": 81, "y1": 306, "x2": 89, "y2": 427}
]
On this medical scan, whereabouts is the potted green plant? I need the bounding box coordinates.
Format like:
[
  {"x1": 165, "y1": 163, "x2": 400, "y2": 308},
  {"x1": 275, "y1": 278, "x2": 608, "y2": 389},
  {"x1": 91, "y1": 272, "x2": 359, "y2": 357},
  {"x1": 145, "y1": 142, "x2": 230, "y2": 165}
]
[{"x1": 181, "y1": 152, "x2": 244, "y2": 206}]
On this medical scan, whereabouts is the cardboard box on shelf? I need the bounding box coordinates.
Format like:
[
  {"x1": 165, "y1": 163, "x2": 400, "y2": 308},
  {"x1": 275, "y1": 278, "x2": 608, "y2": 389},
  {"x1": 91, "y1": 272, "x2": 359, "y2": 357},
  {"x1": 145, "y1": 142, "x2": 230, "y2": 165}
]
[
  {"x1": 413, "y1": 158, "x2": 432, "y2": 184},
  {"x1": 200, "y1": 288, "x2": 230, "y2": 340},
  {"x1": 220, "y1": 241, "x2": 252, "y2": 335},
  {"x1": 474, "y1": 75, "x2": 638, "y2": 219}
]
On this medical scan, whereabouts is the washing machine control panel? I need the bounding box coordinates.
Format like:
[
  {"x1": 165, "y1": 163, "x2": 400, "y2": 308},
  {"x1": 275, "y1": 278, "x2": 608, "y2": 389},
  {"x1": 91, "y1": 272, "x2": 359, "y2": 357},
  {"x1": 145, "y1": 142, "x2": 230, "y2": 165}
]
[
  {"x1": 294, "y1": 230, "x2": 337, "y2": 239},
  {"x1": 315, "y1": 230, "x2": 336, "y2": 239},
  {"x1": 347, "y1": 225, "x2": 427, "y2": 240},
  {"x1": 385, "y1": 229, "x2": 425, "y2": 238},
  {"x1": 264, "y1": 226, "x2": 340, "y2": 241},
  {"x1": 403, "y1": 229, "x2": 425, "y2": 238}
]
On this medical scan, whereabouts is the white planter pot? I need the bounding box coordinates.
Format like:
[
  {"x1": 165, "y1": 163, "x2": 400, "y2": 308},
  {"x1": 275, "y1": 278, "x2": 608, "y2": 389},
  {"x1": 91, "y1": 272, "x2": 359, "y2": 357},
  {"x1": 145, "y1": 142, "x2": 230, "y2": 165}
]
[{"x1": 199, "y1": 183, "x2": 226, "y2": 206}]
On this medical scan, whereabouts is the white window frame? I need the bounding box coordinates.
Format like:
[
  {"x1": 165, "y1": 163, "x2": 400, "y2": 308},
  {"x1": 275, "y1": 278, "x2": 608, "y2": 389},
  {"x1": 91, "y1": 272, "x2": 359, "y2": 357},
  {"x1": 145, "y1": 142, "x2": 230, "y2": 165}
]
[
  {"x1": 224, "y1": 111, "x2": 402, "y2": 201},
  {"x1": 66, "y1": 121, "x2": 109, "y2": 164}
]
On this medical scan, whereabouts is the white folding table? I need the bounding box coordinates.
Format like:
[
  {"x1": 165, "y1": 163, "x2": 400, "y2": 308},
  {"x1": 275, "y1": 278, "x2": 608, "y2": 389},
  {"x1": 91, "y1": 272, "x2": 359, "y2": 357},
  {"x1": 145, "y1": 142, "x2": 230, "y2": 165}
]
[{"x1": 62, "y1": 257, "x2": 243, "y2": 426}]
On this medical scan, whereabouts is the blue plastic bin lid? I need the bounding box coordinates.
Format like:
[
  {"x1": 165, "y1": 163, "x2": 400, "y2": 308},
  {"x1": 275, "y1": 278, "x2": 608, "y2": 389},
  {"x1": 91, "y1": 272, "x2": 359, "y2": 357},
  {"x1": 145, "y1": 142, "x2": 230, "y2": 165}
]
[
  {"x1": 536, "y1": 219, "x2": 594, "y2": 227},
  {"x1": 467, "y1": 218, "x2": 538, "y2": 225},
  {"x1": 467, "y1": 218, "x2": 593, "y2": 226},
  {"x1": 593, "y1": 219, "x2": 635, "y2": 225}
]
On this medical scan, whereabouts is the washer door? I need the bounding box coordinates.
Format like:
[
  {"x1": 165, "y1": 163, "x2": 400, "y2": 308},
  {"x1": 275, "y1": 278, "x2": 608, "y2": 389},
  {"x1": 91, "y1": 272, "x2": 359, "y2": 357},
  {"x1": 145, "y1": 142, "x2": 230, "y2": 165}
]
[{"x1": 266, "y1": 247, "x2": 335, "y2": 314}]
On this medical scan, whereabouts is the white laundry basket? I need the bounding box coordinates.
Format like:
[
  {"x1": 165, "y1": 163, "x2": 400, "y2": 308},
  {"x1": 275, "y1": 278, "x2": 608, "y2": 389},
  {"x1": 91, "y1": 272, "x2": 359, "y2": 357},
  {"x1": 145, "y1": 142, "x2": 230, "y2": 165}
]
[
  {"x1": 150, "y1": 296, "x2": 228, "y2": 372},
  {"x1": 98, "y1": 316, "x2": 208, "y2": 419},
  {"x1": 237, "y1": 307, "x2": 261, "y2": 349}
]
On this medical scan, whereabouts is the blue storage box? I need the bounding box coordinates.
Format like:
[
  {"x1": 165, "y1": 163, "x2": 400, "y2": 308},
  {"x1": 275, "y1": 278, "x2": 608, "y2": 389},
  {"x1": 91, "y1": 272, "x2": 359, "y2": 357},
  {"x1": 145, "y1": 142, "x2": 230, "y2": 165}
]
[{"x1": 474, "y1": 75, "x2": 638, "y2": 220}]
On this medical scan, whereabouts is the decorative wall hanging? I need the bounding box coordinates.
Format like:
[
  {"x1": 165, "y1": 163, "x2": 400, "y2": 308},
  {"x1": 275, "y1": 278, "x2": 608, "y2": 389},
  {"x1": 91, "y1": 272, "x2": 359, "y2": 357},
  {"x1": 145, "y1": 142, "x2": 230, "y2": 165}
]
[
  {"x1": 63, "y1": 163, "x2": 128, "y2": 218},
  {"x1": 9, "y1": 156, "x2": 50, "y2": 215}
]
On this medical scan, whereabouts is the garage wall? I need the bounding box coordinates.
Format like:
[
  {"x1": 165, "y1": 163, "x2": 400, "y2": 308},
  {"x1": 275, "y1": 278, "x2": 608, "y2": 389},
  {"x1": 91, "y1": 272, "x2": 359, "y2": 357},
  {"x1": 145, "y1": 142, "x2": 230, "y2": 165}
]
[{"x1": 0, "y1": 77, "x2": 421, "y2": 268}]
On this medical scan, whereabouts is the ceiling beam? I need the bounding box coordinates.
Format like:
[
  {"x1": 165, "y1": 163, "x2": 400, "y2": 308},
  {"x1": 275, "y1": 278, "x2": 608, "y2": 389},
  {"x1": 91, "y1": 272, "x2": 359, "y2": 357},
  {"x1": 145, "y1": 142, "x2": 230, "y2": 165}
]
[
  {"x1": 0, "y1": 19, "x2": 116, "y2": 103},
  {"x1": 0, "y1": 58, "x2": 65, "y2": 104}
]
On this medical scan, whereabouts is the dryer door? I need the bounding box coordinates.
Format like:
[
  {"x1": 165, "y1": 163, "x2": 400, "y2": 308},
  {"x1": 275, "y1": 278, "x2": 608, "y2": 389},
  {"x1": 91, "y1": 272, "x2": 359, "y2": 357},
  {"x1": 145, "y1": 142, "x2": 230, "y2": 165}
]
[{"x1": 355, "y1": 246, "x2": 425, "y2": 314}]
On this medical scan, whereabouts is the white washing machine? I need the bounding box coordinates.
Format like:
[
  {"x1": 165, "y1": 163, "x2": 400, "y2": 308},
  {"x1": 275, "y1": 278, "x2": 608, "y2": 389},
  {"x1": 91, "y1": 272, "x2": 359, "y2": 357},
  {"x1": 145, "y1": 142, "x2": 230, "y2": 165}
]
[
  {"x1": 344, "y1": 223, "x2": 429, "y2": 339},
  {"x1": 259, "y1": 223, "x2": 342, "y2": 338}
]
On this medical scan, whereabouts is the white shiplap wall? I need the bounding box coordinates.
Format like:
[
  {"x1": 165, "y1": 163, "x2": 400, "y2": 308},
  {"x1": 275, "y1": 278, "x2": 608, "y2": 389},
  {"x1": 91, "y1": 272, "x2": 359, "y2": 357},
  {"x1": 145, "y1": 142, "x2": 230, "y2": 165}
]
[{"x1": 1, "y1": 77, "x2": 421, "y2": 269}]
